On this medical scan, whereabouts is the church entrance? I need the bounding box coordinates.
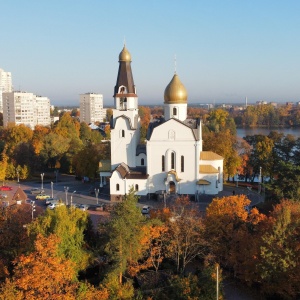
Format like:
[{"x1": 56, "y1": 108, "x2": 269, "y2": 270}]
[{"x1": 169, "y1": 181, "x2": 176, "y2": 194}]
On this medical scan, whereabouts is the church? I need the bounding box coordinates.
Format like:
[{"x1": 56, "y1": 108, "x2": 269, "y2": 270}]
[{"x1": 99, "y1": 45, "x2": 224, "y2": 201}]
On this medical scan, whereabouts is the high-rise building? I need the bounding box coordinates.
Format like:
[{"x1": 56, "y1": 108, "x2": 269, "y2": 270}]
[
  {"x1": 80, "y1": 93, "x2": 104, "y2": 124},
  {"x1": 0, "y1": 68, "x2": 13, "y2": 113},
  {"x1": 2, "y1": 91, "x2": 51, "y2": 129},
  {"x1": 35, "y1": 96, "x2": 51, "y2": 126}
]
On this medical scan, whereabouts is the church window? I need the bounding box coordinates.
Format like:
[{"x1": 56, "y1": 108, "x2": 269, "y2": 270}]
[
  {"x1": 122, "y1": 130, "x2": 125, "y2": 138},
  {"x1": 168, "y1": 130, "x2": 175, "y2": 140},
  {"x1": 173, "y1": 107, "x2": 177, "y2": 115},
  {"x1": 116, "y1": 184, "x2": 120, "y2": 191},
  {"x1": 141, "y1": 158, "x2": 144, "y2": 166},
  {"x1": 171, "y1": 152, "x2": 175, "y2": 169},
  {"x1": 135, "y1": 184, "x2": 139, "y2": 191},
  {"x1": 181, "y1": 155, "x2": 184, "y2": 172},
  {"x1": 162, "y1": 155, "x2": 165, "y2": 171}
]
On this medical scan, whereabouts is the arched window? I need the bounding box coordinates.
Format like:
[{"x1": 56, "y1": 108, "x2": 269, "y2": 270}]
[
  {"x1": 162, "y1": 155, "x2": 165, "y2": 171},
  {"x1": 171, "y1": 152, "x2": 175, "y2": 169},
  {"x1": 173, "y1": 107, "x2": 177, "y2": 115},
  {"x1": 122, "y1": 130, "x2": 125, "y2": 138},
  {"x1": 141, "y1": 158, "x2": 144, "y2": 166},
  {"x1": 181, "y1": 155, "x2": 184, "y2": 172},
  {"x1": 116, "y1": 184, "x2": 120, "y2": 191},
  {"x1": 135, "y1": 184, "x2": 139, "y2": 191}
]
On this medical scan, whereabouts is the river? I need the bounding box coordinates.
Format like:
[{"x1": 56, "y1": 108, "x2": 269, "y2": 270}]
[{"x1": 236, "y1": 127, "x2": 300, "y2": 139}]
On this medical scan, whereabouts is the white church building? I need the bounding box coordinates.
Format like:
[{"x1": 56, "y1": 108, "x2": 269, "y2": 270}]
[{"x1": 99, "y1": 45, "x2": 224, "y2": 201}]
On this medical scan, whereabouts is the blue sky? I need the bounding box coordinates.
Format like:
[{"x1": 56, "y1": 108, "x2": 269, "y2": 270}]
[{"x1": 1, "y1": 0, "x2": 299, "y2": 106}]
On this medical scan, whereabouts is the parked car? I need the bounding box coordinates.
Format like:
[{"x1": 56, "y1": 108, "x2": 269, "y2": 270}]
[
  {"x1": 79, "y1": 204, "x2": 89, "y2": 211},
  {"x1": 45, "y1": 198, "x2": 58, "y2": 205},
  {"x1": 48, "y1": 202, "x2": 65, "y2": 210},
  {"x1": 0, "y1": 193, "x2": 8, "y2": 199},
  {"x1": 36, "y1": 194, "x2": 51, "y2": 200},
  {"x1": 141, "y1": 206, "x2": 150, "y2": 214},
  {"x1": 0, "y1": 185, "x2": 12, "y2": 191},
  {"x1": 31, "y1": 188, "x2": 44, "y2": 194}
]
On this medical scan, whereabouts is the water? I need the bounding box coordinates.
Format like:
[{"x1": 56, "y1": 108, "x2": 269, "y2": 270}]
[{"x1": 236, "y1": 127, "x2": 300, "y2": 139}]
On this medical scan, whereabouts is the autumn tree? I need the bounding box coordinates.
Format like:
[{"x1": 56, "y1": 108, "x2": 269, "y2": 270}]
[
  {"x1": 28, "y1": 205, "x2": 91, "y2": 272},
  {"x1": 0, "y1": 205, "x2": 33, "y2": 279},
  {"x1": 205, "y1": 194, "x2": 266, "y2": 282},
  {"x1": 164, "y1": 196, "x2": 208, "y2": 274},
  {"x1": 10, "y1": 234, "x2": 78, "y2": 299},
  {"x1": 203, "y1": 129, "x2": 241, "y2": 179},
  {"x1": 139, "y1": 106, "x2": 151, "y2": 143}
]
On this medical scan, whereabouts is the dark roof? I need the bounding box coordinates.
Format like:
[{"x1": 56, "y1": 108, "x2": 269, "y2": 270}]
[
  {"x1": 114, "y1": 61, "x2": 137, "y2": 96},
  {"x1": 114, "y1": 163, "x2": 148, "y2": 179},
  {"x1": 12, "y1": 187, "x2": 27, "y2": 201}
]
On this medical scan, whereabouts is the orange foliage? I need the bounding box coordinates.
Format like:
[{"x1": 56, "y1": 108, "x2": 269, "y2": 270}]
[{"x1": 12, "y1": 234, "x2": 77, "y2": 299}]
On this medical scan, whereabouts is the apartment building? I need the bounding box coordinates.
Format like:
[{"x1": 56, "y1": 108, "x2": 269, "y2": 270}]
[
  {"x1": 0, "y1": 68, "x2": 13, "y2": 113},
  {"x1": 2, "y1": 91, "x2": 51, "y2": 129},
  {"x1": 80, "y1": 93, "x2": 105, "y2": 123}
]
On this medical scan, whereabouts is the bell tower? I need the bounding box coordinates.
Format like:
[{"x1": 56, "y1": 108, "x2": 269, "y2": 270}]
[{"x1": 110, "y1": 45, "x2": 140, "y2": 170}]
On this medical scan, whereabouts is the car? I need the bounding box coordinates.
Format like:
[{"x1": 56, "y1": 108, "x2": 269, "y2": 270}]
[
  {"x1": 0, "y1": 185, "x2": 12, "y2": 191},
  {"x1": 0, "y1": 193, "x2": 8, "y2": 199},
  {"x1": 45, "y1": 198, "x2": 58, "y2": 205},
  {"x1": 48, "y1": 202, "x2": 65, "y2": 210},
  {"x1": 79, "y1": 204, "x2": 89, "y2": 211},
  {"x1": 31, "y1": 188, "x2": 44, "y2": 194},
  {"x1": 141, "y1": 206, "x2": 150, "y2": 214},
  {"x1": 36, "y1": 194, "x2": 51, "y2": 200}
]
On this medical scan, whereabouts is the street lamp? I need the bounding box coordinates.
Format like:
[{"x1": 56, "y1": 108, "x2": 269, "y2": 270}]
[
  {"x1": 31, "y1": 201, "x2": 36, "y2": 220},
  {"x1": 71, "y1": 190, "x2": 76, "y2": 207},
  {"x1": 95, "y1": 188, "x2": 99, "y2": 205},
  {"x1": 259, "y1": 167, "x2": 262, "y2": 194},
  {"x1": 41, "y1": 173, "x2": 44, "y2": 190},
  {"x1": 64, "y1": 186, "x2": 69, "y2": 205},
  {"x1": 51, "y1": 181, "x2": 53, "y2": 198}
]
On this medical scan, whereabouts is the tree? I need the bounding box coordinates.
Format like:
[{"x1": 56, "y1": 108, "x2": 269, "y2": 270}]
[
  {"x1": 265, "y1": 161, "x2": 300, "y2": 203},
  {"x1": 28, "y1": 206, "x2": 90, "y2": 272},
  {"x1": 11, "y1": 234, "x2": 77, "y2": 300},
  {"x1": 104, "y1": 188, "x2": 146, "y2": 285},
  {"x1": 164, "y1": 196, "x2": 208, "y2": 274},
  {"x1": 258, "y1": 200, "x2": 300, "y2": 299},
  {"x1": 203, "y1": 129, "x2": 241, "y2": 179},
  {"x1": 0, "y1": 205, "x2": 33, "y2": 280},
  {"x1": 40, "y1": 132, "x2": 70, "y2": 168}
]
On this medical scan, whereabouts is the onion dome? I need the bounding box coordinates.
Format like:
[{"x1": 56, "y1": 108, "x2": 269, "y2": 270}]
[
  {"x1": 119, "y1": 45, "x2": 131, "y2": 62},
  {"x1": 164, "y1": 74, "x2": 188, "y2": 104}
]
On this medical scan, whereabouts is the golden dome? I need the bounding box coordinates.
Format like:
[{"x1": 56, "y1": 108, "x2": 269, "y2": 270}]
[
  {"x1": 164, "y1": 74, "x2": 188, "y2": 104},
  {"x1": 119, "y1": 45, "x2": 131, "y2": 62}
]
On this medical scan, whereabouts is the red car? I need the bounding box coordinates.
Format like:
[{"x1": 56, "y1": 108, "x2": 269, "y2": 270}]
[{"x1": 0, "y1": 186, "x2": 13, "y2": 191}]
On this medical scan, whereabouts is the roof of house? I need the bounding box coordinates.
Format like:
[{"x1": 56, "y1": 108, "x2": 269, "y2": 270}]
[
  {"x1": 199, "y1": 165, "x2": 219, "y2": 174},
  {"x1": 200, "y1": 151, "x2": 223, "y2": 160}
]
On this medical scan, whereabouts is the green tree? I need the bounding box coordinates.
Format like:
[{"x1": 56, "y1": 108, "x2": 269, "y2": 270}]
[
  {"x1": 40, "y1": 132, "x2": 70, "y2": 168},
  {"x1": 266, "y1": 161, "x2": 300, "y2": 203},
  {"x1": 104, "y1": 188, "x2": 146, "y2": 285},
  {"x1": 28, "y1": 206, "x2": 91, "y2": 272},
  {"x1": 259, "y1": 200, "x2": 300, "y2": 299}
]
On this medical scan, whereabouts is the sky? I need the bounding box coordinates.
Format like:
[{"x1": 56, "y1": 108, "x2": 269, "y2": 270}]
[{"x1": 1, "y1": 0, "x2": 300, "y2": 106}]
